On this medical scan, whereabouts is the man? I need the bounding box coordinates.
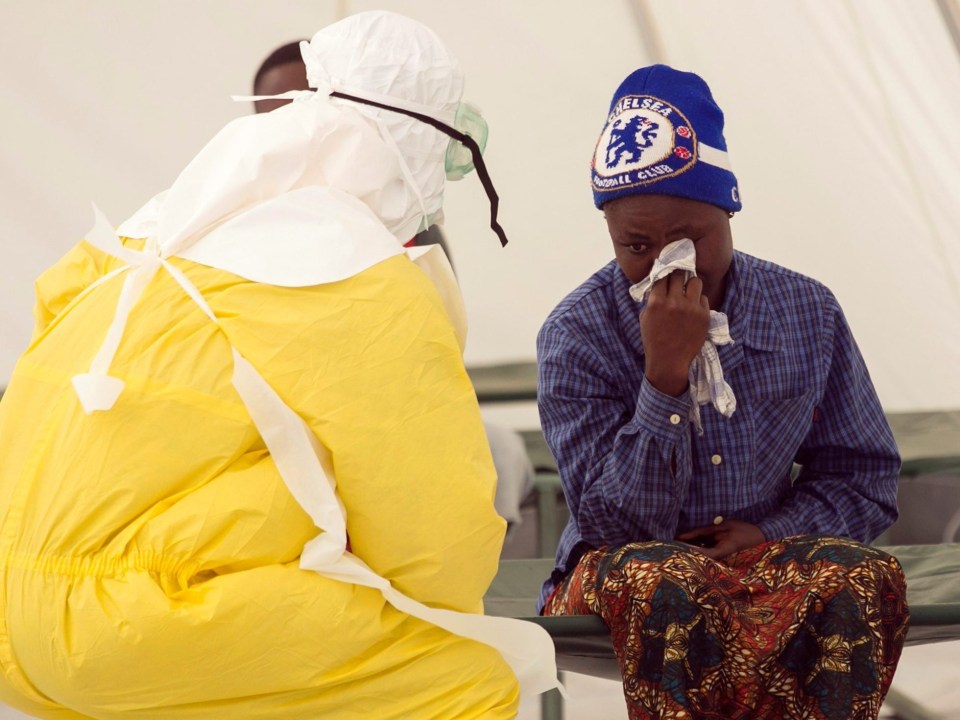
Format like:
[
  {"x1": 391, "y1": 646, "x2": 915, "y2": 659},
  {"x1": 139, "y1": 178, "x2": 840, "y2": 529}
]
[
  {"x1": 537, "y1": 65, "x2": 908, "y2": 720},
  {"x1": 0, "y1": 12, "x2": 557, "y2": 719}
]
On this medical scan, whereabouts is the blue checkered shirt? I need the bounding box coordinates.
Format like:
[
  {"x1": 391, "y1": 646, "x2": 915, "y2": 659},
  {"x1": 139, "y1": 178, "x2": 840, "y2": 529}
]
[{"x1": 536, "y1": 252, "x2": 900, "y2": 608}]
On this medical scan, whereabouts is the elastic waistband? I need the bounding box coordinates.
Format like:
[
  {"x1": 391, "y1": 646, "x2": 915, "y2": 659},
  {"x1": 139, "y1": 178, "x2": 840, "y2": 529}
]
[{"x1": 2, "y1": 550, "x2": 200, "y2": 580}]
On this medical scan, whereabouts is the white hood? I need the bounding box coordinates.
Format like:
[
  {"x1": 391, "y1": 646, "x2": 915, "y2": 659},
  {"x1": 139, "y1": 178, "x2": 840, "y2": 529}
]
[
  {"x1": 302, "y1": 10, "x2": 464, "y2": 233},
  {"x1": 116, "y1": 10, "x2": 465, "y2": 288}
]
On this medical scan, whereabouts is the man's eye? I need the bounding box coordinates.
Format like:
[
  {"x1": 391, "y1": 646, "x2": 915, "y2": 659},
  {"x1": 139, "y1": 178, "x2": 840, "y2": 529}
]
[{"x1": 628, "y1": 243, "x2": 648, "y2": 254}]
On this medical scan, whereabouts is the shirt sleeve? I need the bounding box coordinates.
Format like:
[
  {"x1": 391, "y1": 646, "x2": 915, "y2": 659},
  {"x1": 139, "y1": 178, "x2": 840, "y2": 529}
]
[
  {"x1": 537, "y1": 319, "x2": 694, "y2": 547},
  {"x1": 756, "y1": 291, "x2": 900, "y2": 543}
]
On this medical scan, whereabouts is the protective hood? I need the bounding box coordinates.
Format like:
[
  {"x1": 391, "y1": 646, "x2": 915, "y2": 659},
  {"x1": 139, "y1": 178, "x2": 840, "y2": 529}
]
[
  {"x1": 116, "y1": 10, "x2": 465, "y2": 289},
  {"x1": 302, "y1": 10, "x2": 464, "y2": 234}
]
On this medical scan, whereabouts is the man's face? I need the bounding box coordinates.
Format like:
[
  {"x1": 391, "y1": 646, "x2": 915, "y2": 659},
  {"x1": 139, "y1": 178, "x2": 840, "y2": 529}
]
[
  {"x1": 254, "y1": 61, "x2": 310, "y2": 114},
  {"x1": 605, "y1": 194, "x2": 733, "y2": 309}
]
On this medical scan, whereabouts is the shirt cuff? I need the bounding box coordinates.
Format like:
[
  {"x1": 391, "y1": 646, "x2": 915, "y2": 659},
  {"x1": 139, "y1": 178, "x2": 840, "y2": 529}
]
[{"x1": 633, "y1": 377, "x2": 693, "y2": 443}]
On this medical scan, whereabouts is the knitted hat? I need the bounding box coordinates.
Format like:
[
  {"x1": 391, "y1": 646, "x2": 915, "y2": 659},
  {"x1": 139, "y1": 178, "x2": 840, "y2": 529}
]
[{"x1": 591, "y1": 64, "x2": 741, "y2": 212}]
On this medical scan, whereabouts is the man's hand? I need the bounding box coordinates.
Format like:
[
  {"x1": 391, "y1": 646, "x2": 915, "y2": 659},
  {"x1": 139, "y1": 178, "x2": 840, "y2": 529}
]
[
  {"x1": 676, "y1": 519, "x2": 766, "y2": 561},
  {"x1": 640, "y1": 270, "x2": 710, "y2": 397}
]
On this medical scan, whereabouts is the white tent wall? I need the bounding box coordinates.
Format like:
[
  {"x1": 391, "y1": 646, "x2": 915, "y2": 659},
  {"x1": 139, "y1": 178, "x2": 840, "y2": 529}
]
[
  {"x1": 2, "y1": 1, "x2": 959, "y2": 415},
  {"x1": 645, "y1": 0, "x2": 960, "y2": 413}
]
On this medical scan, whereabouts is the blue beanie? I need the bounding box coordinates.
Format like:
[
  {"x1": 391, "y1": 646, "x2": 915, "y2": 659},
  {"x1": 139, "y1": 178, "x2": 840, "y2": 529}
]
[{"x1": 591, "y1": 64, "x2": 741, "y2": 212}]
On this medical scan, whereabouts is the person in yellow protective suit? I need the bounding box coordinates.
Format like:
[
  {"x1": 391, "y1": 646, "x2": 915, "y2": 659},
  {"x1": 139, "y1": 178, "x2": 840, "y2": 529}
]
[{"x1": 0, "y1": 11, "x2": 558, "y2": 720}]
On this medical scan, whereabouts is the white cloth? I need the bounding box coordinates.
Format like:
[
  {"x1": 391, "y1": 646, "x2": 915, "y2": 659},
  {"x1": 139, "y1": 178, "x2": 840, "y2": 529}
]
[
  {"x1": 485, "y1": 422, "x2": 535, "y2": 527},
  {"x1": 69, "y1": 9, "x2": 560, "y2": 699},
  {"x1": 118, "y1": 191, "x2": 468, "y2": 351},
  {"x1": 629, "y1": 239, "x2": 737, "y2": 431}
]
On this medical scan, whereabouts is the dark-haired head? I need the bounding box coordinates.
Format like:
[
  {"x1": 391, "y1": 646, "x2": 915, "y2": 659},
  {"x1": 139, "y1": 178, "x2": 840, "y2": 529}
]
[{"x1": 252, "y1": 41, "x2": 309, "y2": 113}]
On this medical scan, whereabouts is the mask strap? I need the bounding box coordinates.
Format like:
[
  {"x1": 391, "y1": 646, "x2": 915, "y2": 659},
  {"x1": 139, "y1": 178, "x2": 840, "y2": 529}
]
[
  {"x1": 371, "y1": 116, "x2": 431, "y2": 238},
  {"x1": 330, "y1": 91, "x2": 508, "y2": 247}
]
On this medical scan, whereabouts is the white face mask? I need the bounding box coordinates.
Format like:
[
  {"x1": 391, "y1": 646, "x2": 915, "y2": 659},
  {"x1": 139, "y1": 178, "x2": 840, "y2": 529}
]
[
  {"x1": 228, "y1": 86, "x2": 501, "y2": 244},
  {"x1": 366, "y1": 110, "x2": 433, "y2": 241},
  {"x1": 299, "y1": 14, "x2": 507, "y2": 246},
  {"x1": 329, "y1": 89, "x2": 507, "y2": 246}
]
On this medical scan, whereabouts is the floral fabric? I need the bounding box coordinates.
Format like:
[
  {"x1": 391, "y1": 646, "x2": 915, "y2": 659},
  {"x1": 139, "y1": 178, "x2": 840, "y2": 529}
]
[{"x1": 543, "y1": 536, "x2": 909, "y2": 720}]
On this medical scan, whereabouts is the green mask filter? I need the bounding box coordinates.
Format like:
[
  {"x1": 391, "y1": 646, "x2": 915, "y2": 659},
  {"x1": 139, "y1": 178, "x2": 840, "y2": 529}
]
[{"x1": 445, "y1": 103, "x2": 488, "y2": 181}]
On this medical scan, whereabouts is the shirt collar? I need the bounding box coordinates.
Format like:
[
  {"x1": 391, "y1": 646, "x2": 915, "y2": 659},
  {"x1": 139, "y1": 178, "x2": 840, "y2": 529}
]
[{"x1": 720, "y1": 252, "x2": 783, "y2": 354}]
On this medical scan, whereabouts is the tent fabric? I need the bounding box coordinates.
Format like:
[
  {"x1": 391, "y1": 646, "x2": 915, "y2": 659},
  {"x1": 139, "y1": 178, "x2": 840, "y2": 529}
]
[
  {"x1": 644, "y1": 0, "x2": 960, "y2": 412},
  {"x1": 7, "y1": 1, "x2": 957, "y2": 414}
]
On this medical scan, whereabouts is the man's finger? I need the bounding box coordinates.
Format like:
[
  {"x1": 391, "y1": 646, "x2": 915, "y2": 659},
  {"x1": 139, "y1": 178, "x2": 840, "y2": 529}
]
[
  {"x1": 665, "y1": 269, "x2": 688, "y2": 296},
  {"x1": 684, "y1": 275, "x2": 704, "y2": 299},
  {"x1": 648, "y1": 274, "x2": 670, "y2": 297},
  {"x1": 699, "y1": 539, "x2": 736, "y2": 561},
  {"x1": 676, "y1": 526, "x2": 713, "y2": 541}
]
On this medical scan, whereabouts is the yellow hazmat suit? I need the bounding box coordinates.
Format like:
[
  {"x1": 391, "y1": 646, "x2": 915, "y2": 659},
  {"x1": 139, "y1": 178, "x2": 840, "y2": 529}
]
[
  {"x1": 0, "y1": 237, "x2": 518, "y2": 719},
  {"x1": 0, "y1": 12, "x2": 564, "y2": 716}
]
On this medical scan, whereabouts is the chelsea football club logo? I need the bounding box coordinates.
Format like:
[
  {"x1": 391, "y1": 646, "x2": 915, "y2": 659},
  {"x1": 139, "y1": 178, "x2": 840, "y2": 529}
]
[{"x1": 592, "y1": 95, "x2": 697, "y2": 192}]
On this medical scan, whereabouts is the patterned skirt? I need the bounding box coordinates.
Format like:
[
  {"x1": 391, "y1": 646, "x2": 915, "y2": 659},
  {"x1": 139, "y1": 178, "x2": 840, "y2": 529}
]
[{"x1": 543, "y1": 536, "x2": 908, "y2": 720}]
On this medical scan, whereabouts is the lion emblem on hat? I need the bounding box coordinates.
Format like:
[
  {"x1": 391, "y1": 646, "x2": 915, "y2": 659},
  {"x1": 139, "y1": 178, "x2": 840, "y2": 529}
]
[{"x1": 605, "y1": 116, "x2": 659, "y2": 168}]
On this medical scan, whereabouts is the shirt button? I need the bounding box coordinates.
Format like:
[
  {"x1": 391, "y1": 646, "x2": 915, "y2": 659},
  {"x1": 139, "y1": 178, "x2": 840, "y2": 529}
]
[
  {"x1": 669, "y1": 414, "x2": 681, "y2": 425},
  {"x1": 711, "y1": 454, "x2": 722, "y2": 465},
  {"x1": 713, "y1": 515, "x2": 724, "y2": 525}
]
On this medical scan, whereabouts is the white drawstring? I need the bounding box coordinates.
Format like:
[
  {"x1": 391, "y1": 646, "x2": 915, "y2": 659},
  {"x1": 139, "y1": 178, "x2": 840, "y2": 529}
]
[
  {"x1": 71, "y1": 205, "x2": 163, "y2": 413},
  {"x1": 371, "y1": 116, "x2": 431, "y2": 237},
  {"x1": 230, "y1": 89, "x2": 318, "y2": 104}
]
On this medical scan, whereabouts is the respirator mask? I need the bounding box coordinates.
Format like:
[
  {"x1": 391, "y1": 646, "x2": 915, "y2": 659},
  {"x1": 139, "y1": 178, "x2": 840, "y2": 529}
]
[
  {"x1": 444, "y1": 102, "x2": 488, "y2": 180},
  {"x1": 328, "y1": 89, "x2": 505, "y2": 246}
]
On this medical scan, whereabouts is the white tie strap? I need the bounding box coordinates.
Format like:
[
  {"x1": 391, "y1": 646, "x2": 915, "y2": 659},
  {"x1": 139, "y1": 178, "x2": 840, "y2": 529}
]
[{"x1": 71, "y1": 205, "x2": 163, "y2": 414}]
